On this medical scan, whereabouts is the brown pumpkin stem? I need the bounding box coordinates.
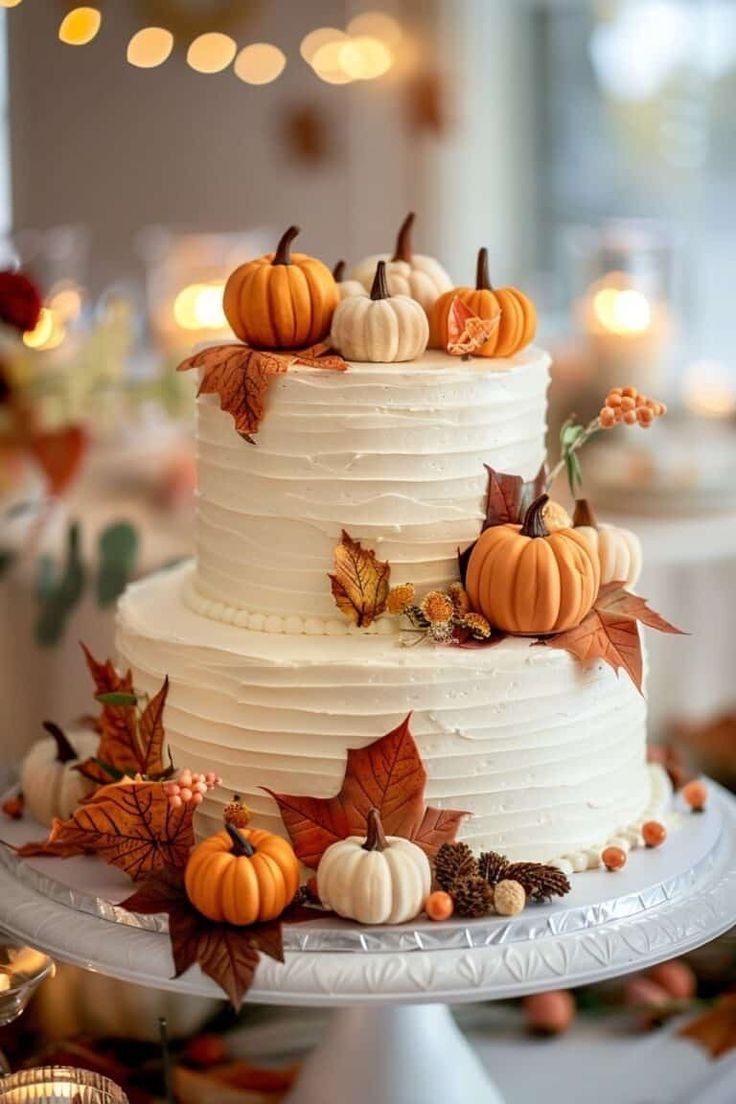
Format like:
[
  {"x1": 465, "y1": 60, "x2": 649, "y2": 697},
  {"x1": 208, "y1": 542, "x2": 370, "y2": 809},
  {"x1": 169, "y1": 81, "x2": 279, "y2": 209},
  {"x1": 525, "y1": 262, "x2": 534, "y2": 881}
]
[
  {"x1": 332, "y1": 260, "x2": 346, "y2": 282},
  {"x1": 42, "y1": 720, "x2": 77, "y2": 764},
  {"x1": 520, "y1": 494, "x2": 550, "y2": 539},
  {"x1": 226, "y1": 821, "x2": 256, "y2": 857},
  {"x1": 370, "y1": 261, "x2": 390, "y2": 301},
  {"x1": 476, "y1": 247, "x2": 492, "y2": 291},
  {"x1": 573, "y1": 498, "x2": 598, "y2": 530},
  {"x1": 273, "y1": 225, "x2": 300, "y2": 266},
  {"x1": 391, "y1": 212, "x2": 415, "y2": 262},
  {"x1": 362, "y1": 808, "x2": 389, "y2": 852}
]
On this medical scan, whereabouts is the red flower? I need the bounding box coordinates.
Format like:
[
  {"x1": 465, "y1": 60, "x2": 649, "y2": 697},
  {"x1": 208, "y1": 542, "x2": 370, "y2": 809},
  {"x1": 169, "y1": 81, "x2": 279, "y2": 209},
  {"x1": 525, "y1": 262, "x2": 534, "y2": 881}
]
[{"x1": 0, "y1": 270, "x2": 42, "y2": 334}]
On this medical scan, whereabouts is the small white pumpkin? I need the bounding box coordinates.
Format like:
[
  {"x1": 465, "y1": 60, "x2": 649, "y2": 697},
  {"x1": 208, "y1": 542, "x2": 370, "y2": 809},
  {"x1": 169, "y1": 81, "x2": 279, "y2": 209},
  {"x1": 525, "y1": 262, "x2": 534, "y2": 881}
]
[
  {"x1": 20, "y1": 722, "x2": 99, "y2": 827},
  {"x1": 573, "y1": 499, "x2": 642, "y2": 590},
  {"x1": 331, "y1": 261, "x2": 429, "y2": 363},
  {"x1": 317, "y1": 808, "x2": 431, "y2": 925},
  {"x1": 332, "y1": 260, "x2": 368, "y2": 301},
  {"x1": 350, "y1": 212, "x2": 452, "y2": 315}
]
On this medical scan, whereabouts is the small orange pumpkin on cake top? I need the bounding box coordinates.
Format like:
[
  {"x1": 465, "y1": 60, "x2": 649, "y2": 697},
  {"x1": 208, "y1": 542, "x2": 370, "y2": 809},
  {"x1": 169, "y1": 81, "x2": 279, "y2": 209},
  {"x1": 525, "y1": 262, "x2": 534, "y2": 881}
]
[
  {"x1": 223, "y1": 225, "x2": 338, "y2": 350},
  {"x1": 350, "y1": 212, "x2": 453, "y2": 315},
  {"x1": 466, "y1": 493, "x2": 600, "y2": 635},
  {"x1": 430, "y1": 247, "x2": 537, "y2": 359}
]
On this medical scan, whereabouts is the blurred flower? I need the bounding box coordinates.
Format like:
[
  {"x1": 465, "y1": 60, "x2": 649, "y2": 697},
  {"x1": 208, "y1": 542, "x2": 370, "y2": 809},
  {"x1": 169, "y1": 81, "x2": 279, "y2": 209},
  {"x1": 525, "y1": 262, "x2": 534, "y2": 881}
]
[{"x1": 0, "y1": 270, "x2": 43, "y2": 334}]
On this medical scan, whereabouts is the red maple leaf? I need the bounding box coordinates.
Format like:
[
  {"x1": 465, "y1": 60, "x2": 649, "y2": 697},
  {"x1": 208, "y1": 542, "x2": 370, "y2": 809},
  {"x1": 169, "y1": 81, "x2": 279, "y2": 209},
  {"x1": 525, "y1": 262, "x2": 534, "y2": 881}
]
[
  {"x1": 265, "y1": 714, "x2": 469, "y2": 869},
  {"x1": 28, "y1": 424, "x2": 88, "y2": 497}
]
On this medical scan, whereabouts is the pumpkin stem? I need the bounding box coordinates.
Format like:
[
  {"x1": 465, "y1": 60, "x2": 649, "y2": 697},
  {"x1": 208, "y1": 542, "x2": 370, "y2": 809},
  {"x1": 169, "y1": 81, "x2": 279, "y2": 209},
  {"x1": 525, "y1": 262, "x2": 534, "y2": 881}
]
[
  {"x1": 42, "y1": 720, "x2": 77, "y2": 764},
  {"x1": 391, "y1": 212, "x2": 415, "y2": 263},
  {"x1": 273, "y1": 225, "x2": 300, "y2": 266},
  {"x1": 370, "y1": 261, "x2": 390, "y2": 301},
  {"x1": 573, "y1": 498, "x2": 598, "y2": 530},
  {"x1": 520, "y1": 493, "x2": 550, "y2": 539},
  {"x1": 362, "y1": 807, "x2": 389, "y2": 852},
  {"x1": 332, "y1": 260, "x2": 346, "y2": 282},
  {"x1": 476, "y1": 247, "x2": 492, "y2": 291},
  {"x1": 225, "y1": 821, "x2": 256, "y2": 857}
]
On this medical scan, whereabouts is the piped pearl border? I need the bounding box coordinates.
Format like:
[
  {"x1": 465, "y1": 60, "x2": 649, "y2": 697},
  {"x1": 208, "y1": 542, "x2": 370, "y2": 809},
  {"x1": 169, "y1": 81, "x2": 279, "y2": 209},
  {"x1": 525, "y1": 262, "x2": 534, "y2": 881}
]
[
  {"x1": 184, "y1": 577, "x2": 398, "y2": 637},
  {"x1": 550, "y1": 763, "x2": 673, "y2": 875}
]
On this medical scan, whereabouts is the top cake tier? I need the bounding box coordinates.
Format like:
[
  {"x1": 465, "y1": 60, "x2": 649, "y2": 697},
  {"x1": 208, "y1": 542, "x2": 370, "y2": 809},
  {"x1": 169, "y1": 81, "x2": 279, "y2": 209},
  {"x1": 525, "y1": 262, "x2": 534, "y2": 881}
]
[{"x1": 192, "y1": 347, "x2": 550, "y2": 628}]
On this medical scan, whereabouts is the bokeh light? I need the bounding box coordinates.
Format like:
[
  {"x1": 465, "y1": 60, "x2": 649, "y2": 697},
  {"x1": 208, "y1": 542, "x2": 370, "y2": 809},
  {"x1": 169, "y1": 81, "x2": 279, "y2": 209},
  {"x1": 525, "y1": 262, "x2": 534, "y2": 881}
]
[
  {"x1": 48, "y1": 283, "x2": 83, "y2": 323},
  {"x1": 346, "y1": 11, "x2": 402, "y2": 48},
  {"x1": 58, "y1": 7, "x2": 102, "y2": 47},
  {"x1": 339, "y1": 35, "x2": 393, "y2": 80},
  {"x1": 311, "y1": 40, "x2": 353, "y2": 84},
  {"x1": 186, "y1": 32, "x2": 236, "y2": 74},
  {"x1": 173, "y1": 282, "x2": 227, "y2": 331},
  {"x1": 22, "y1": 308, "x2": 66, "y2": 351},
  {"x1": 592, "y1": 286, "x2": 652, "y2": 335},
  {"x1": 127, "y1": 27, "x2": 174, "y2": 69},
  {"x1": 0, "y1": 1, "x2": 24, "y2": 8},
  {"x1": 300, "y1": 27, "x2": 347, "y2": 65},
  {"x1": 234, "y1": 43, "x2": 286, "y2": 85}
]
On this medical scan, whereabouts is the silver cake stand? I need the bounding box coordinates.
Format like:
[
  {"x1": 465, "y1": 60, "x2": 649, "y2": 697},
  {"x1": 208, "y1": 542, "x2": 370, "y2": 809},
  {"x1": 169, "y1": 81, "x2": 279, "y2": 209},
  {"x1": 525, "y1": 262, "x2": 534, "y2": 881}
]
[{"x1": 0, "y1": 786, "x2": 734, "y2": 1104}]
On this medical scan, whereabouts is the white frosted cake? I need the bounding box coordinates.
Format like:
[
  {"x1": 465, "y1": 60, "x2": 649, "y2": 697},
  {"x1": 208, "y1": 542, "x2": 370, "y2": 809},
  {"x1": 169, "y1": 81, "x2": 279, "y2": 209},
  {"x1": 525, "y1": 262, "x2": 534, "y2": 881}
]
[{"x1": 116, "y1": 346, "x2": 657, "y2": 865}]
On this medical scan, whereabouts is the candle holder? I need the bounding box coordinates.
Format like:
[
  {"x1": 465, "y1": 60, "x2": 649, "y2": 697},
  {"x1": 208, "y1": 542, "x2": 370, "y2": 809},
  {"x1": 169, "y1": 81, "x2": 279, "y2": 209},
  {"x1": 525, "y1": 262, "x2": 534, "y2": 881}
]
[
  {"x1": 0, "y1": 946, "x2": 55, "y2": 1075},
  {"x1": 0, "y1": 1066, "x2": 129, "y2": 1102}
]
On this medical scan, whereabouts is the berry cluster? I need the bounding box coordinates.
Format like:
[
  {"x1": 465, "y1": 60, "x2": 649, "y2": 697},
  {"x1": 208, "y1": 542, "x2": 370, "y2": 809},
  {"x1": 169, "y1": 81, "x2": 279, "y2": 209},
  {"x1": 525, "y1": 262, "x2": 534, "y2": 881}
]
[
  {"x1": 599, "y1": 386, "x2": 667, "y2": 429},
  {"x1": 165, "y1": 769, "x2": 221, "y2": 810}
]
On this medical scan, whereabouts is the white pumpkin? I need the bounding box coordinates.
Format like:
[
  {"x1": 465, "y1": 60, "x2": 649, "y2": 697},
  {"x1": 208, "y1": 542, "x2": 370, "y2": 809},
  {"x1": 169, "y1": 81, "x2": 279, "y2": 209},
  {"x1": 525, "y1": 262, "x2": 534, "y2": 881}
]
[
  {"x1": 350, "y1": 212, "x2": 452, "y2": 316},
  {"x1": 332, "y1": 260, "x2": 368, "y2": 301},
  {"x1": 317, "y1": 808, "x2": 431, "y2": 925},
  {"x1": 20, "y1": 722, "x2": 99, "y2": 827},
  {"x1": 331, "y1": 261, "x2": 429, "y2": 363},
  {"x1": 573, "y1": 499, "x2": 642, "y2": 590}
]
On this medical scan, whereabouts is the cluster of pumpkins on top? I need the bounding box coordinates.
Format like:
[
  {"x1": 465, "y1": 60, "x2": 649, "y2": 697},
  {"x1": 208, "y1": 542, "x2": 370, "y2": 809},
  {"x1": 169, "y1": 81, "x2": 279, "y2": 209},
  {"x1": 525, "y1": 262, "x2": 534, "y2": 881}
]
[{"x1": 222, "y1": 212, "x2": 537, "y2": 364}]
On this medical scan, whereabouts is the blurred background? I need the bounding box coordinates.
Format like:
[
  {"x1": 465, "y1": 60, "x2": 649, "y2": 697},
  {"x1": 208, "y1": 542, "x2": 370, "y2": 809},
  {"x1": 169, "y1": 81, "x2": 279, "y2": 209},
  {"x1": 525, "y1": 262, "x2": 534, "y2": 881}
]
[{"x1": 0, "y1": 2, "x2": 734, "y2": 1101}]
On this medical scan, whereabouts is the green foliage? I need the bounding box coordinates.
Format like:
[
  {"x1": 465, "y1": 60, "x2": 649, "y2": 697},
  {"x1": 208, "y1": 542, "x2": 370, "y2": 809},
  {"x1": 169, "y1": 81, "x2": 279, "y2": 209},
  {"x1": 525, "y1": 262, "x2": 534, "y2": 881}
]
[
  {"x1": 96, "y1": 521, "x2": 139, "y2": 607},
  {"x1": 35, "y1": 521, "x2": 86, "y2": 647}
]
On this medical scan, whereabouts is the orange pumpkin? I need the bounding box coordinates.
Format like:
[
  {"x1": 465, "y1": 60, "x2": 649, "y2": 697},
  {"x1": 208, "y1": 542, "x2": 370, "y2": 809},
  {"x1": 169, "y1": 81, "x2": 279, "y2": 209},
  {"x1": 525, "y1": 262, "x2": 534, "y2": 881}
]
[
  {"x1": 430, "y1": 248, "x2": 537, "y2": 358},
  {"x1": 184, "y1": 823, "x2": 300, "y2": 925},
  {"x1": 223, "y1": 226, "x2": 338, "y2": 350},
  {"x1": 465, "y1": 494, "x2": 600, "y2": 634}
]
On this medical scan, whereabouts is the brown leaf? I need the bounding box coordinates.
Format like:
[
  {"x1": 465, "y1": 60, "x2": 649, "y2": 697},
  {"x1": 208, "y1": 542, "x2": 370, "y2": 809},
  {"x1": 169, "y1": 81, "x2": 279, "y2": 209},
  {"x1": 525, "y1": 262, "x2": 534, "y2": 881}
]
[
  {"x1": 483, "y1": 464, "x2": 524, "y2": 528},
  {"x1": 265, "y1": 713, "x2": 468, "y2": 869},
  {"x1": 328, "y1": 529, "x2": 390, "y2": 628},
  {"x1": 19, "y1": 780, "x2": 195, "y2": 880},
  {"x1": 541, "y1": 609, "x2": 643, "y2": 691},
  {"x1": 293, "y1": 341, "x2": 349, "y2": 373},
  {"x1": 28, "y1": 424, "x2": 88, "y2": 497},
  {"x1": 2, "y1": 793, "x2": 23, "y2": 819},
  {"x1": 174, "y1": 1061, "x2": 300, "y2": 1103},
  {"x1": 680, "y1": 994, "x2": 736, "y2": 1058},
  {"x1": 137, "y1": 676, "x2": 169, "y2": 776},
  {"x1": 595, "y1": 583, "x2": 686, "y2": 635}
]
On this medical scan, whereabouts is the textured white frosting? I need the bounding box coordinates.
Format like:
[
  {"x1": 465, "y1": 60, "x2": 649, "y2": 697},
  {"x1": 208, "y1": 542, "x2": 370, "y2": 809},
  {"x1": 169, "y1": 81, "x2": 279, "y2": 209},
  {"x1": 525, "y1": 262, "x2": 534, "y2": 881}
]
[
  {"x1": 116, "y1": 563, "x2": 653, "y2": 864},
  {"x1": 193, "y1": 348, "x2": 550, "y2": 625}
]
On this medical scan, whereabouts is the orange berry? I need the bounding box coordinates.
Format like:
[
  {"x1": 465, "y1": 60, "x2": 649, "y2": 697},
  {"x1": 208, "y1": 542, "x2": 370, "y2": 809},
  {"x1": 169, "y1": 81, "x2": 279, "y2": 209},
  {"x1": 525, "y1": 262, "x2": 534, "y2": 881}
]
[
  {"x1": 425, "y1": 890, "x2": 454, "y2": 922},
  {"x1": 642, "y1": 820, "x2": 667, "y2": 848},
  {"x1": 523, "y1": 991, "x2": 575, "y2": 1036},
  {"x1": 659, "y1": 401, "x2": 668, "y2": 415},
  {"x1": 620, "y1": 395, "x2": 635, "y2": 412},
  {"x1": 637, "y1": 407, "x2": 654, "y2": 427},
  {"x1": 608, "y1": 386, "x2": 623, "y2": 396},
  {"x1": 622, "y1": 410, "x2": 637, "y2": 425},
  {"x1": 648, "y1": 959, "x2": 696, "y2": 1001},
  {"x1": 184, "y1": 1033, "x2": 229, "y2": 1067},
  {"x1": 607, "y1": 392, "x2": 623, "y2": 408},
  {"x1": 599, "y1": 406, "x2": 616, "y2": 428},
  {"x1": 623, "y1": 977, "x2": 671, "y2": 1028},
  {"x1": 682, "y1": 779, "x2": 708, "y2": 812},
  {"x1": 622, "y1": 386, "x2": 638, "y2": 398},
  {"x1": 602, "y1": 845, "x2": 627, "y2": 871}
]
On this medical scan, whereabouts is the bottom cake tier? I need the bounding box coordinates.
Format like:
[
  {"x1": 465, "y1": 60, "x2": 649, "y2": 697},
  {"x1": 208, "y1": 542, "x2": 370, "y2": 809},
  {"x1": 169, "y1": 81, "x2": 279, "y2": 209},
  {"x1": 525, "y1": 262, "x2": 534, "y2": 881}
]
[{"x1": 116, "y1": 562, "x2": 660, "y2": 866}]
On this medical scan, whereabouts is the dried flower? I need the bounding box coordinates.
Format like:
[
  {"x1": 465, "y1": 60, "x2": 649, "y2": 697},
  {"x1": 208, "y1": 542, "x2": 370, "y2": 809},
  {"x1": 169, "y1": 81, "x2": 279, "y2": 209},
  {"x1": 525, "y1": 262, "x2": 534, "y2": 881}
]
[
  {"x1": 461, "y1": 611, "x2": 492, "y2": 640},
  {"x1": 434, "y1": 841, "x2": 478, "y2": 890},
  {"x1": 420, "y1": 590, "x2": 454, "y2": 625},
  {"x1": 224, "y1": 796, "x2": 251, "y2": 828},
  {"x1": 448, "y1": 582, "x2": 471, "y2": 616},
  {"x1": 387, "y1": 582, "x2": 416, "y2": 615},
  {"x1": 451, "y1": 874, "x2": 494, "y2": 918},
  {"x1": 478, "y1": 850, "x2": 509, "y2": 885},
  {"x1": 503, "y1": 861, "x2": 571, "y2": 902},
  {"x1": 542, "y1": 499, "x2": 572, "y2": 532}
]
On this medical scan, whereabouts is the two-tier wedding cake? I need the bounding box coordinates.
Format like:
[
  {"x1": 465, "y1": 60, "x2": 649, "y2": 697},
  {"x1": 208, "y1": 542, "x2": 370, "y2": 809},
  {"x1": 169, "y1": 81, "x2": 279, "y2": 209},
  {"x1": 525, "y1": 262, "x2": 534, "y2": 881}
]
[{"x1": 115, "y1": 215, "x2": 672, "y2": 870}]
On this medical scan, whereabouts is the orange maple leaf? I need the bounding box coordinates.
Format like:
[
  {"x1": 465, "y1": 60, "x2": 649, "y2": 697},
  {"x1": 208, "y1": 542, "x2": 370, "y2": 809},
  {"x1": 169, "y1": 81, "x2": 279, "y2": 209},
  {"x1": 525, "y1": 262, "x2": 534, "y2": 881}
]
[
  {"x1": 27, "y1": 424, "x2": 88, "y2": 496},
  {"x1": 18, "y1": 780, "x2": 194, "y2": 881},
  {"x1": 265, "y1": 713, "x2": 469, "y2": 869},
  {"x1": 328, "y1": 529, "x2": 390, "y2": 628},
  {"x1": 446, "y1": 297, "x2": 499, "y2": 357},
  {"x1": 178, "y1": 341, "x2": 347, "y2": 440},
  {"x1": 679, "y1": 994, "x2": 736, "y2": 1058},
  {"x1": 540, "y1": 583, "x2": 685, "y2": 693}
]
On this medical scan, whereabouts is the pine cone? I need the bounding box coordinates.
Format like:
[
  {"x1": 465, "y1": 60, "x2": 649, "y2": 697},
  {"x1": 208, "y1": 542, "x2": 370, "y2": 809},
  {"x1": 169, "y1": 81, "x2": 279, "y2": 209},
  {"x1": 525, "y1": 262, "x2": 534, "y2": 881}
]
[
  {"x1": 434, "y1": 842, "x2": 478, "y2": 891},
  {"x1": 503, "y1": 862, "x2": 571, "y2": 902},
  {"x1": 478, "y1": 850, "x2": 509, "y2": 886},
  {"x1": 451, "y1": 874, "x2": 494, "y2": 919}
]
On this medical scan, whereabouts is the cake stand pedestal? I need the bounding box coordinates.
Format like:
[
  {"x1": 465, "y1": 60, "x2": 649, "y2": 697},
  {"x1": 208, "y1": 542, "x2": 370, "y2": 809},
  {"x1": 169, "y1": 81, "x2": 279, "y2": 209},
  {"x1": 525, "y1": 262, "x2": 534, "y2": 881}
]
[{"x1": 0, "y1": 785, "x2": 734, "y2": 1104}]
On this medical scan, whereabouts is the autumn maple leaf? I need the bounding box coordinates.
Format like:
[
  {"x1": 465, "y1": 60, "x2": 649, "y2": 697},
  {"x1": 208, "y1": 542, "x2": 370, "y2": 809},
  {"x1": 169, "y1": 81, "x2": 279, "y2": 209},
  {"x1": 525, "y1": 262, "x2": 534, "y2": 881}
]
[
  {"x1": 446, "y1": 297, "x2": 499, "y2": 357},
  {"x1": 329, "y1": 529, "x2": 390, "y2": 628},
  {"x1": 27, "y1": 424, "x2": 88, "y2": 497},
  {"x1": 18, "y1": 780, "x2": 194, "y2": 881},
  {"x1": 458, "y1": 463, "x2": 545, "y2": 583},
  {"x1": 265, "y1": 714, "x2": 469, "y2": 869},
  {"x1": 540, "y1": 583, "x2": 685, "y2": 693},
  {"x1": 178, "y1": 341, "x2": 348, "y2": 441}
]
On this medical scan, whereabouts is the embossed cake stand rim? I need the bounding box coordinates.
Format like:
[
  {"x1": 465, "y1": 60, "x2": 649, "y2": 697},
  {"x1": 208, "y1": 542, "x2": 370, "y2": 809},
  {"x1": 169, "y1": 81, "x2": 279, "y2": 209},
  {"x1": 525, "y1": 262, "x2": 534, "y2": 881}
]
[{"x1": 0, "y1": 784, "x2": 733, "y2": 1006}]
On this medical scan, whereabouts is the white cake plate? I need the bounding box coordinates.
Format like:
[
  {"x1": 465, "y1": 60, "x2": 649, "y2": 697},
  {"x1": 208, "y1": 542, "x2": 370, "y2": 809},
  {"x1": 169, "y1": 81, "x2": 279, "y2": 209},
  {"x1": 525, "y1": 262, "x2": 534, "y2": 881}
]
[{"x1": 1, "y1": 786, "x2": 734, "y2": 1104}]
